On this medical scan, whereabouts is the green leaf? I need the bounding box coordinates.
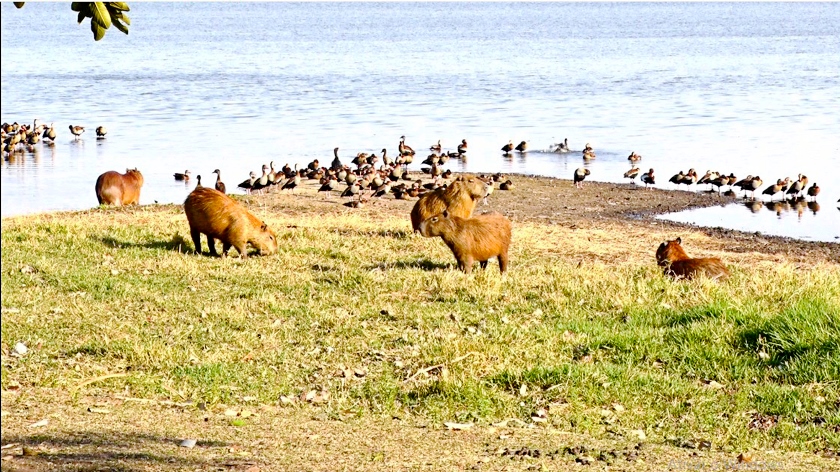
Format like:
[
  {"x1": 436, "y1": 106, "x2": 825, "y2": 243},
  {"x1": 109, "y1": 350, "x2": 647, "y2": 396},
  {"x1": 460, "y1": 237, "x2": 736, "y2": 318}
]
[
  {"x1": 90, "y1": 2, "x2": 112, "y2": 29},
  {"x1": 71, "y1": 2, "x2": 84, "y2": 12},
  {"x1": 91, "y1": 19, "x2": 106, "y2": 41},
  {"x1": 77, "y1": 10, "x2": 86, "y2": 24},
  {"x1": 107, "y1": 2, "x2": 130, "y2": 12},
  {"x1": 112, "y1": 17, "x2": 129, "y2": 35},
  {"x1": 13, "y1": 2, "x2": 25, "y2": 9},
  {"x1": 117, "y1": 12, "x2": 130, "y2": 26}
]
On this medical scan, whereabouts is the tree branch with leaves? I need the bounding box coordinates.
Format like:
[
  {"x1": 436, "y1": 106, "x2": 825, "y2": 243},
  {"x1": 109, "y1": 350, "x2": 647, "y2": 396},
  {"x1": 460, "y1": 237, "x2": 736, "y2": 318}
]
[{"x1": 14, "y1": 2, "x2": 131, "y2": 41}]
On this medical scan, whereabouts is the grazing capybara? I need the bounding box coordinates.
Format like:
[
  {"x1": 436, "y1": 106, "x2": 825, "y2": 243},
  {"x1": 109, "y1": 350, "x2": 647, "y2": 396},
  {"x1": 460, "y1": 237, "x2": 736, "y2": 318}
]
[
  {"x1": 656, "y1": 237, "x2": 730, "y2": 280},
  {"x1": 94, "y1": 168, "x2": 144, "y2": 206},
  {"x1": 419, "y1": 210, "x2": 511, "y2": 274},
  {"x1": 410, "y1": 175, "x2": 490, "y2": 233},
  {"x1": 184, "y1": 187, "x2": 277, "y2": 258}
]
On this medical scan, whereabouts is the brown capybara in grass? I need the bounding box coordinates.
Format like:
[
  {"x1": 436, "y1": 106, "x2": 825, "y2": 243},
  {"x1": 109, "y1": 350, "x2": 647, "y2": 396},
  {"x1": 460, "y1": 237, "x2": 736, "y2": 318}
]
[
  {"x1": 184, "y1": 187, "x2": 277, "y2": 258},
  {"x1": 420, "y1": 210, "x2": 511, "y2": 274},
  {"x1": 95, "y1": 168, "x2": 144, "y2": 206},
  {"x1": 656, "y1": 237, "x2": 730, "y2": 280},
  {"x1": 410, "y1": 175, "x2": 490, "y2": 233}
]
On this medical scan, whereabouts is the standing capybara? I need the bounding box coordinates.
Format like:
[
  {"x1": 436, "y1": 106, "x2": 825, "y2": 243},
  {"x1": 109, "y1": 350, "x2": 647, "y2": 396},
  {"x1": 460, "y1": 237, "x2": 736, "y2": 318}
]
[
  {"x1": 184, "y1": 187, "x2": 277, "y2": 258},
  {"x1": 95, "y1": 168, "x2": 144, "y2": 206},
  {"x1": 419, "y1": 210, "x2": 511, "y2": 274},
  {"x1": 410, "y1": 175, "x2": 490, "y2": 233},
  {"x1": 656, "y1": 237, "x2": 730, "y2": 280}
]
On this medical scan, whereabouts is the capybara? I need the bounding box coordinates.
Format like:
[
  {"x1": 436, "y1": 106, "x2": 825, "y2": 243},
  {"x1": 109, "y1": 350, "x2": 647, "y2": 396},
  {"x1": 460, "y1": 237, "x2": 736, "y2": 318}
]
[
  {"x1": 656, "y1": 237, "x2": 730, "y2": 280},
  {"x1": 419, "y1": 210, "x2": 511, "y2": 274},
  {"x1": 410, "y1": 175, "x2": 490, "y2": 233},
  {"x1": 184, "y1": 187, "x2": 277, "y2": 258},
  {"x1": 95, "y1": 168, "x2": 144, "y2": 206}
]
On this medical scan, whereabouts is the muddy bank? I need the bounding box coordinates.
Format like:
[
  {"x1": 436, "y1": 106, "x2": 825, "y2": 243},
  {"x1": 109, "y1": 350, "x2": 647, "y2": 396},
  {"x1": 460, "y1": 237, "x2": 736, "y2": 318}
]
[{"x1": 242, "y1": 172, "x2": 837, "y2": 263}]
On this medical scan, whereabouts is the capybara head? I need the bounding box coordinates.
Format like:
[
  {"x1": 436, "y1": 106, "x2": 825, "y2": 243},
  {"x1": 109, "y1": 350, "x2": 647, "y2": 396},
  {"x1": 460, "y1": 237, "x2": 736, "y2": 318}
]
[
  {"x1": 125, "y1": 168, "x2": 144, "y2": 186},
  {"x1": 456, "y1": 175, "x2": 492, "y2": 199},
  {"x1": 656, "y1": 237, "x2": 689, "y2": 267},
  {"x1": 252, "y1": 222, "x2": 278, "y2": 256},
  {"x1": 419, "y1": 209, "x2": 455, "y2": 238}
]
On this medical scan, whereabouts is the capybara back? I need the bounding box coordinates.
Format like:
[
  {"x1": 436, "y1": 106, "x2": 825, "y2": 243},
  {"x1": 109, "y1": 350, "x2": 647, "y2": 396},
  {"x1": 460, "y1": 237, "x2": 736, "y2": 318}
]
[
  {"x1": 95, "y1": 168, "x2": 144, "y2": 206},
  {"x1": 656, "y1": 237, "x2": 729, "y2": 280},
  {"x1": 184, "y1": 187, "x2": 277, "y2": 258},
  {"x1": 410, "y1": 175, "x2": 490, "y2": 233},
  {"x1": 420, "y1": 210, "x2": 511, "y2": 274}
]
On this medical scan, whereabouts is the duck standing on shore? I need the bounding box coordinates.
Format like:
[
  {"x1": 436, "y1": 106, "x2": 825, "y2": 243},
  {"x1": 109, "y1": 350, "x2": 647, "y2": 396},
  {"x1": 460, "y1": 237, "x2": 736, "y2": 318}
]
[
  {"x1": 624, "y1": 167, "x2": 640, "y2": 184},
  {"x1": 213, "y1": 169, "x2": 226, "y2": 194},
  {"x1": 573, "y1": 167, "x2": 590, "y2": 189},
  {"x1": 69, "y1": 125, "x2": 85, "y2": 139},
  {"x1": 641, "y1": 168, "x2": 655, "y2": 189}
]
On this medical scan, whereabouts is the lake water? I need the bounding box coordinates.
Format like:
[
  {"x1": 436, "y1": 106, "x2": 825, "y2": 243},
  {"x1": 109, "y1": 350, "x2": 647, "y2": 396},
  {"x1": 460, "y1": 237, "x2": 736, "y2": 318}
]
[{"x1": 2, "y1": 2, "x2": 838, "y2": 242}]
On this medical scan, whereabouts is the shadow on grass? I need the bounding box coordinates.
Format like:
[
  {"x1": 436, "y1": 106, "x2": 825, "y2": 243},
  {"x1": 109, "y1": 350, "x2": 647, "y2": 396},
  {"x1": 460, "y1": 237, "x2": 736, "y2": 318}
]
[
  {"x1": 365, "y1": 258, "x2": 451, "y2": 271},
  {"x1": 97, "y1": 235, "x2": 193, "y2": 254},
  {"x1": 2, "y1": 430, "x2": 255, "y2": 472}
]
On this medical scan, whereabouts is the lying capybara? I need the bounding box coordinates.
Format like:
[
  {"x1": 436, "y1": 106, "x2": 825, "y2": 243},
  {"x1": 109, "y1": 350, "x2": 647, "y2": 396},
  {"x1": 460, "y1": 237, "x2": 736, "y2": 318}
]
[
  {"x1": 656, "y1": 237, "x2": 730, "y2": 280},
  {"x1": 184, "y1": 187, "x2": 277, "y2": 258},
  {"x1": 95, "y1": 168, "x2": 144, "y2": 206},
  {"x1": 410, "y1": 175, "x2": 490, "y2": 233},
  {"x1": 420, "y1": 210, "x2": 511, "y2": 274}
]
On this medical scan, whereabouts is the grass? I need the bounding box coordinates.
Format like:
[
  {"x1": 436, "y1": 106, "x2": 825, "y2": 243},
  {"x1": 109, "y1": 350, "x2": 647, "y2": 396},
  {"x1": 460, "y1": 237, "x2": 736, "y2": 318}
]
[{"x1": 2, "y1": 198, "x2": 839, "y2": 457}]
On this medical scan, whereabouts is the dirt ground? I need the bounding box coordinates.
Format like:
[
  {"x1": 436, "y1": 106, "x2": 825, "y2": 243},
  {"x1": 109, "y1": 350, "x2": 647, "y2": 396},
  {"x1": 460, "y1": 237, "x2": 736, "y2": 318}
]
[{"x1": 2, "y1": 391, "x2": 837, "y2": 472}]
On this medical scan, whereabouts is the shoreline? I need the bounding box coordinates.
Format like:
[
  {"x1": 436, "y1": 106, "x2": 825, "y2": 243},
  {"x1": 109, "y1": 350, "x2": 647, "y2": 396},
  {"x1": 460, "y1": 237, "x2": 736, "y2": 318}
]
[{"x1": 4, "y1": 173, "x2": 837, "y2": 262}]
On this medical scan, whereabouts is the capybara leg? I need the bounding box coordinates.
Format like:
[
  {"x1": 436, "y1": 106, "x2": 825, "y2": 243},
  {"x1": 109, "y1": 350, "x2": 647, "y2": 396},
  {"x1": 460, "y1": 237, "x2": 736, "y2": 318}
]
[
  {"x1": 208, "y1": 237, "x2": 220, "y2": 257},
  {"x1": 498, "y1": 252, "x2": 509, "y2": 273},
  {"x1": 190, "y1": 230, "x2": 202, "y2": 254},
  {"x1": 479, "y1": 260, "x2": 488, "y2": 270},
  {"x1": 460, "y1": 256, "x2": 474, "y2": 274},
  {"x1": 234, "y1": 243, "x2": 248, "y2": 258},
  {"x1": 221, "y1": 241, "x2": 232, "y2": 258}
]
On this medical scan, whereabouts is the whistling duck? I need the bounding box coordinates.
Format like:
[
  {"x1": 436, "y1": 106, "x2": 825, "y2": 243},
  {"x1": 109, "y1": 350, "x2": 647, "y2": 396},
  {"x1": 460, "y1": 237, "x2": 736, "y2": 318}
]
[
  {"x1": 762, "y1": 178, "x2": 787, "y2": 201},
  {"x1": 251, "y1": 164, "x2": 271, "y2": 194},
  {"x1": 806, "y1": 183, "x2": 820, "y2": 201},
  {"x1": 515, "y1": 141, "x2": 528, "y2": 152},
  {"x1": 282, "y1": 173, "x2": 301, "y2": 193},
  {"x1": 573, "y1": 167, "x2": 590, "y2": 188},
  {"x1": 381, "y1": 148, "x2": 392, "y2": 166},
  {"x1": 554, "y1": 138, "x2": 570, "y2": 153},
  {"x1": 318, "y1": 177, "x2": 339, "y2": 198},
  {"x1": 627, "y1": 151, "x2": 641, "y2": 162},
  {"x1": 422, "y1": 153, "x2": 440, "y2": 166},
  {"x1": 733, "y1": 175, "x2": 754, "y2": 196},
  {"x1": 174, "y1": 170, "x2": 191, "y2": 181},
  {"x1": 212, "y1": 169, "x2": 226, "y2": 194},
  {"x1": 669, "y1": 171, "x2": 685, "y2": 186},
  {"x1": 399, "y1": 136, "x2": 415, "y2": 156},
  {"x1": 697, "y1": 170, "x2": 719, "y2": 190},
  {"x1": 195, "y1": 175, "x2": 202, "y2": 188},
  {"x1": 430, "y1": 140, "x2": 442, "y2": 152},
  {"x1": 457, "y1": 139, "x2": 468, "y2": 154},
  {"x1": 43, "y1": 123, "x2": 56, "y2": 141},
  {"x1": 500, "y1": 180, "x2": 514, "y2": 191},
  {"x1": 268, "y1": 161, "x2": 277, "y2": 183},
  {"x1": 69, "y1": 125, "x2": 85, "y2": 139},
  {"x1": 308, "y1": 159, "x2": 320, "y2": 172},
  {"x1": 786, "y1": 178, "x2": 804, "y2": 199},
  {"x1": 501, "y1": 140, "x2": 514, "y2": 153},
  {"x1": 745, "y1": 176, "x2": 763, "y2": 200},
  {"x1": 345, "y1": 171, "x2": 357, "y2": 186},
  {"x1": 95, "y1": 126, "x2": 107, "y2": 138},
  {"x1": 331, "y1": 147, "x2": 342, "y2": 170},
  {"x1": 641, "y1": 169, "x2": 655, "y2": 189},
  {"x1": 237, "y1": 172, "x2": 257, "y2": 193},
  {"x1": 624, "y1": 167, "x2": 640, "y2": 183},
  {"x1": 341, "y1": 182, "x2": 360, "y2": 198}
]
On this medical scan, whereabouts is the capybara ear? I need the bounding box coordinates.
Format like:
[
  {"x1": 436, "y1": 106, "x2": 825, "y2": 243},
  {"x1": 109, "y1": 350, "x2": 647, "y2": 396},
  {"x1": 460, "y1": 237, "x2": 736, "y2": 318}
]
[
  {"x1": 658, "y1": 242, "x2": 666, "y2": 250},
  {"x1": 676, "y1": 237, "x2": 682, "y2": 245},
  {"x1": 261, "y1": 222, "x2": 268, "y2": 231}
]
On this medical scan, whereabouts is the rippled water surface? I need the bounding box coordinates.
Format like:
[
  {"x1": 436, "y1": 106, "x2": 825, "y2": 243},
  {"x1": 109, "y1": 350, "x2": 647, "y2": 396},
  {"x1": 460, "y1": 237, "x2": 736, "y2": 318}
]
[{"x1": 2, "y1": 2, "x2": 839, "y2": 241}]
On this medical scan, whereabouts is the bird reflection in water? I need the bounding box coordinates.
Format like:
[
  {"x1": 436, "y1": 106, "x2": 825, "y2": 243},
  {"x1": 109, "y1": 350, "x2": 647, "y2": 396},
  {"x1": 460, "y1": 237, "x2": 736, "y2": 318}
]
[
  {"x1": 756, "y1": 197, "x2": 820, "y2": 218},
  {"x1": 744, "y1": 200, "x2": 763, "y2": 214}
]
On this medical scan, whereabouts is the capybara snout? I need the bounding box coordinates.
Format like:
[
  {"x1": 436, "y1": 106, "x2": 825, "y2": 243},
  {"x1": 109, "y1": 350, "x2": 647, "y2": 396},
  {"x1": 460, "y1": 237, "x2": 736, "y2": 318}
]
[
  {"x1": 656, "y1": 237, "x2": 729, "y2": 280},
  {"x1": 421, "y1": 210, "x2": 511, "y2": 274},
  {"x1": 184, "y1": 187, "x2": 277, "y2": 258}
]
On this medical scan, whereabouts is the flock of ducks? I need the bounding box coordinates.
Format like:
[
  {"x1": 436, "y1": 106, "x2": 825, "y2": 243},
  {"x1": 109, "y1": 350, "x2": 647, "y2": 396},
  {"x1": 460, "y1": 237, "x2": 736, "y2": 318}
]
[
  {"x1": 3, "y1": 121, "x2": 833, "y2": 212},
  {"x1": 2, "y1": 120, "x2": 107, "y2": 154},
  {"x1": 176, "y1": 136, "x2": 490, "y2": 208}
]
